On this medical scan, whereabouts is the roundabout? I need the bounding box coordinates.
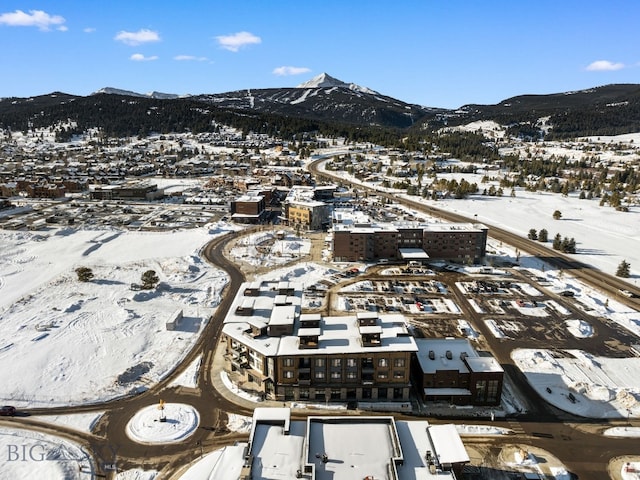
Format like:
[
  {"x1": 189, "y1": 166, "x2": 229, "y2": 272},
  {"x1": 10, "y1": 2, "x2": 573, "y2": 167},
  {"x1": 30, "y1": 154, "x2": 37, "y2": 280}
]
[{"x1": 125, "y1": 402, "x2": 200, "y2": 445}]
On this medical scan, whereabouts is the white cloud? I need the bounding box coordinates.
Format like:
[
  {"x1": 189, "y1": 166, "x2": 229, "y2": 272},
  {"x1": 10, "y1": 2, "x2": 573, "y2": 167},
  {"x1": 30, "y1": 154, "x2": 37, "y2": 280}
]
[
  {"x1": 215, "y1": 31, "x2": 261, "y2": 52},
  {"x1": 0, "y1": 9, "x2": 65, "y2": 31},
  {"x1": 130, "y1": 53, "x2": 158, "y2": 62},
  {"x1": 174, "y1": 55, "x2": 208, "y2": 62},
  {"x1": 115, "y1": 29, "x2": 160, "y2": 46},
  {"x1": 84, "y1": 27, "x2": 96, "y2": 33},
  {"x1": 586, "y1": 60, "x2": 625, "y2": 71},
  {"x1": 273, "y1": 66, "x2": 311, "y2": 76},
  {"x1": 57, "y1": 25, "x2": 68, "y2": 32}
]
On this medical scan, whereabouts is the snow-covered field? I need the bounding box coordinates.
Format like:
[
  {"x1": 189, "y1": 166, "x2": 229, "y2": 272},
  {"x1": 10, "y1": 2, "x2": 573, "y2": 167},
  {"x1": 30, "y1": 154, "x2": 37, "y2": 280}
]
[
  {"x1": 0, "y1": 427, "x2": 91, "y2": 480},
  {"x1": 513, "y1": 348, "x2": 640, "y2": 418},
  {"x1": 433, "y1": 188, "x2": 639, "y2": 281},
  {"x1": 229, "y1": 231, "x2": 311, "y2": 268},
  {"x1": 0, "y1": 224, "x2": 232, "y2": 407},
  {"x1": 318, "y1": 155, "x2": 640, "y2": 282}
]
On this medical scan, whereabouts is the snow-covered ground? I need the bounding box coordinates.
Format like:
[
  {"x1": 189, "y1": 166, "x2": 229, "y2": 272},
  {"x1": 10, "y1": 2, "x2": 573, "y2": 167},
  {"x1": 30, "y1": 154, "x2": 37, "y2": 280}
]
[
  {"x1": 433, "y1": 187, "x2": 639, "y2": 281},
  {"x1": 0, "y1": 224, "x2": 232, "y2": 407},
  {"x1": 229, "y1": 231, "x2": 311, "y2": 268},
  {"x1": 0, "y1": 427, "x2": 92, "y2": 480},
  {"x1": 126, "y1": 403, "x2": 200, "y2": 444},
  {"x1": 318, "y1": 156, "x2": 640, "y2": 282},
  {"x1": 31, "y1": 411, "x2": 104, "y2": 433},
  {"x1": 512, "y1": 348, "x2": 640, "y2": 418},
  {"x1": 169, "y1": 354, "x2": 202, "y2": 389}
]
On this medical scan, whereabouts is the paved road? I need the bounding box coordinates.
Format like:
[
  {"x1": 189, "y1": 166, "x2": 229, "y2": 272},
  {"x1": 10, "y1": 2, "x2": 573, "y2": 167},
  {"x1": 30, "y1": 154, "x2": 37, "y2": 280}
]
[
  {"x1": 307, "y1": 157, "x2": 640, "y2": 480},
  {"x1": 3, "y1": 168, "x2": 639, "y2": 478}
]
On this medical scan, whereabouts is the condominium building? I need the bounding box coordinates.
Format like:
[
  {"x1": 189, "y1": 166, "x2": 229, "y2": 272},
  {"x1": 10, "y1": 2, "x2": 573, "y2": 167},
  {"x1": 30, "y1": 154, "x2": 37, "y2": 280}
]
[
  {"x1": 282, "y1": 186, "x2": 332, "y2": 230},
  {"x1": 230, "y1": 192, "x2": 267, "y2": 223},
  {"x1": 332, "y1": 221, "x2": 488, "y2": 264},
  {"x1": 220, "y1": 280, "x2": 417, "y2": 402},
  {"x1": 414, "y1": 338, "x2": 504, "y2": 406}
]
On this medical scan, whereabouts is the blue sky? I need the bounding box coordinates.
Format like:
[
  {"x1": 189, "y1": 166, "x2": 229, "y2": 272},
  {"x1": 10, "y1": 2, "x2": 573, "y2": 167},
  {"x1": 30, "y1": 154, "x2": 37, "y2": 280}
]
[{"x1": 1, "y1": 1, "x2": 638, "y2": 108}]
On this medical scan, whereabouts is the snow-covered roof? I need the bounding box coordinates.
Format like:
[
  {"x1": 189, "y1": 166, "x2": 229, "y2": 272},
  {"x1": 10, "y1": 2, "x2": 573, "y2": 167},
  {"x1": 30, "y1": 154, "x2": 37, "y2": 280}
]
[
  {"x1": 415, "y1": 338, "x2": 502, "y2": 375},
  {"x1": 277, "y1": 314, "x2": 418, "y2": 356},
  {"x1": 222, "y1": 281, "x2": 417, "y2": 357},
  {"x1": 427, "y1": 424, "x2": 470, "y2": 465}
]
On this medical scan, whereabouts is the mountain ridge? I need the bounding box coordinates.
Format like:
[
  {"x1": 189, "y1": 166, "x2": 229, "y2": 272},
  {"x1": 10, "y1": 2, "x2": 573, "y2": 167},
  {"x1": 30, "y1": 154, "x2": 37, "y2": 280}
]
[{"x1": 2, "y1": 77, "x2": 640, "y2": 139}]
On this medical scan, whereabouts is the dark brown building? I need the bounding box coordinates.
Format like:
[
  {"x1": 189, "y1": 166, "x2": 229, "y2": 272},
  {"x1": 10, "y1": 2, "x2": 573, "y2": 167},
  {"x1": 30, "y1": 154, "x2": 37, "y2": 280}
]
[
  {"x1": 220, "y1": 281, "x2": 418, "y2": 402},
  {"x1": 333, "y1": 221, "x2": 488, "y2": 264},
  {"x1": 414, "y1": 338, "x2": 503, "y2": 406},
  {"x1": 230, "y1": 194, "x2": 267, "y2": 223}
]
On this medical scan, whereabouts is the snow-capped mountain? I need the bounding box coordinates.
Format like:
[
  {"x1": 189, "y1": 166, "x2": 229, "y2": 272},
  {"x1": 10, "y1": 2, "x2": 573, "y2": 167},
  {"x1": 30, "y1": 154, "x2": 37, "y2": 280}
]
[
  {"x1": 296, "y1": 73, "x2": 379, "y2": 95},
  {"x1": 92, "y1": 87, "x2": 185, "y2": 100},
  {"x1": 192, "y1": 73, "x2": 431, "y2": 128}
]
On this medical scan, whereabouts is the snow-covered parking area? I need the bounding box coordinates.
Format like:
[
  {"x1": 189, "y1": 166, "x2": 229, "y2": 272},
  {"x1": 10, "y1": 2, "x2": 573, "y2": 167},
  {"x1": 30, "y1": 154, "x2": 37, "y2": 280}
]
[
  {"x1": 512, "y1": 348, "x2": 640, "y2": 418},
  {"x1": 0, "y1": 226, "x2": 230, "y2": 407}
]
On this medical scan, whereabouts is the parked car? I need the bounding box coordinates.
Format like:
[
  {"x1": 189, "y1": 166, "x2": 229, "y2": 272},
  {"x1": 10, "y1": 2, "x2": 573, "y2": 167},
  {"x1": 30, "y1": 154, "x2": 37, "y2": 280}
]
[
  {"x1": 559, "y1": 290, "x2": 575, "y2": 297},
  {"x1": 0, "y1": 406, "x2": 16, "y2": 416},
  {"x1": 619, "y1": 289, "x2": 635, "y2": 298}
]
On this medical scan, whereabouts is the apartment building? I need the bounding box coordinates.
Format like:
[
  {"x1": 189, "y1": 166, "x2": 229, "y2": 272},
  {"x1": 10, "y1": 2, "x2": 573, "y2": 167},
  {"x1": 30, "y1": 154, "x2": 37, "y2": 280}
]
[
  {"x1": 333, "y1": 221, "x2": 488, "y2": 264},
  {"x1": 220, "y1": 281, "x2": 417, "y2": 402},
  {"x1": 281, "y1": 186, "x2": 332, "y2": 230},
  {"x1": 230, "y1": 193, "x2": 267, "y2": 223},
  {"x1": 414, "y1": 338, "x2": 504, "y2": 406}
]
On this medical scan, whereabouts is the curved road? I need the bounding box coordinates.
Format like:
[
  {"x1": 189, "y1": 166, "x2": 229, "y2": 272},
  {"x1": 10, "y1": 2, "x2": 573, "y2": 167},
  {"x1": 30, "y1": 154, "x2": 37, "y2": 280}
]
[{"x1": 3, "y1": 174, "x2": 638, "y2": 479}]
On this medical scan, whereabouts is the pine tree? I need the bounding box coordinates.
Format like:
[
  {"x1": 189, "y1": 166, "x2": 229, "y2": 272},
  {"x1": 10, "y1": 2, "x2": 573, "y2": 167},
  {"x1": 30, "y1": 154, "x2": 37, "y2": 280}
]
[
  {"x1": 527, "y1": 229, "x2": 538, "y2": 240},
  {"x1": 552, "y1": 233, "x2": 562, "y2": 250},
  {"x1": 553, "y1": 210, "x2": 562, "y2": 220},
  {"x1": 616, "y1": 260, "x2": 631, "y2": 278},
  {"x1": 75, "y1": 267, "x2": 94, "y2": 282},
  {"x1": 538, "y1": 229, "x2": 548, "y2": 242},
  {"x1": 141, "y1": 270, "x2": 159, "y2": 289}
]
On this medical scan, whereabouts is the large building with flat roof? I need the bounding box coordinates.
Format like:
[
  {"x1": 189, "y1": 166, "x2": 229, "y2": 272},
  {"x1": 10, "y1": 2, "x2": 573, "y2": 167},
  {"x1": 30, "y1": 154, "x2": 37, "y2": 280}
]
[
  {"x1": 187, "y1": 407, "x2": 470, "y2": 480},
  {"x1": 332, "y1": 221, "x2": 488, "y2": 264},
  {"x1": 414, "y1": 338, "x2": 504, "y2": 406},
  {"x1": 230, "y1": 192, "x2": 267, "y2": 223},
  {"x1": 220, "y1": 280, "x2": 417, "y2": 402}
]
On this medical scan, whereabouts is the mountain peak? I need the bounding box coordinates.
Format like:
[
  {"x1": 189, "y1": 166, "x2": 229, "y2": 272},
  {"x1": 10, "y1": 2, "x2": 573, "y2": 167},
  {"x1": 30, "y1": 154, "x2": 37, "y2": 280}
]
[
  {"x1": 296, "y1": 73, "x2": 344, "y2": 89},
  {"x1": 296, "y1": 73, "x2": 379, "y2": 95}
]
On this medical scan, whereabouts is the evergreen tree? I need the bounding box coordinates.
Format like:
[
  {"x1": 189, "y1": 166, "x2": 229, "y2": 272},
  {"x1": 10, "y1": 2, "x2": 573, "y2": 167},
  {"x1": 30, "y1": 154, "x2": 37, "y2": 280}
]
[
  {"x1": 141, "y1": 270, "x2": 160, "y2": 289},
  {"x1": 616, "y1": 260, "x2": 631, "y2": 278},
  {"x1": 553, "y1": 210, "x2": 562, "y2": 220},
  {"x1": 75, "y1": 267, "x2": 94, "y2": 282},
  {"x1": 552, "y1": 233, "x2": 562, "y2": 250},
  {"x1": 538, "y1": 229, "x2": 548, "y2": 242},
  {"x1": 527, "y1": 229, "x2": 538, "y2": 240}
]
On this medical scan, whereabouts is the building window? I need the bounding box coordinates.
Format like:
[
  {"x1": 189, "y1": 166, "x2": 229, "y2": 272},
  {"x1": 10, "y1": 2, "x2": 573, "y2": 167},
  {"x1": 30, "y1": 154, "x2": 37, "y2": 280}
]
[
  {"x1": 283, "y1": 358, "x2": 294, "y2": 367},
  {"x1": 315, "y1": 371, "x2": 326, "y2": 380},
  {"x1": 487, "y1": 380, "x2": 500, "y2": 403},
  {"x1": 393, "y1": 371, "x2": 404, "y2": 379},
  {"x1": 284, "y1": 371, "x2": 294, "y2": 379},
  {"x1": 378, "y1": 358, "x2": 388, "y2": 368},
  {"x1": 475, "y1": 380, "x2": 487, "y2": 401},
  {"x1": 394, "y1": 358, "x2": 405, "y2": 368},
  {"x1": 331, "y1": 371, "x2": 341, "y2": 380},
  {"x1": 347, "y1": 372, "x2": 357, "y2": 380},
  {"x1": 378, "y1": 372, "x2": 388, "y2": 379},
  {"x1": 315, "y1": 358, "x2": 325, "y2": 367},
  {"x1": 331, "y1": 358, "x2": 342, "y2": 368},
  {"x1": 346, "y1": 358, "x2": 357, "y2": 368}
]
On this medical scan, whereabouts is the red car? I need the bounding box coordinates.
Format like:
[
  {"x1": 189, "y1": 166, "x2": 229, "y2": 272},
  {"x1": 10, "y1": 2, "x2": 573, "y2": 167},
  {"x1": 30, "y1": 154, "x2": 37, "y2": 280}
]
[{"x1": 0, "y1": 406, "x2": 16, "y2": 416}]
